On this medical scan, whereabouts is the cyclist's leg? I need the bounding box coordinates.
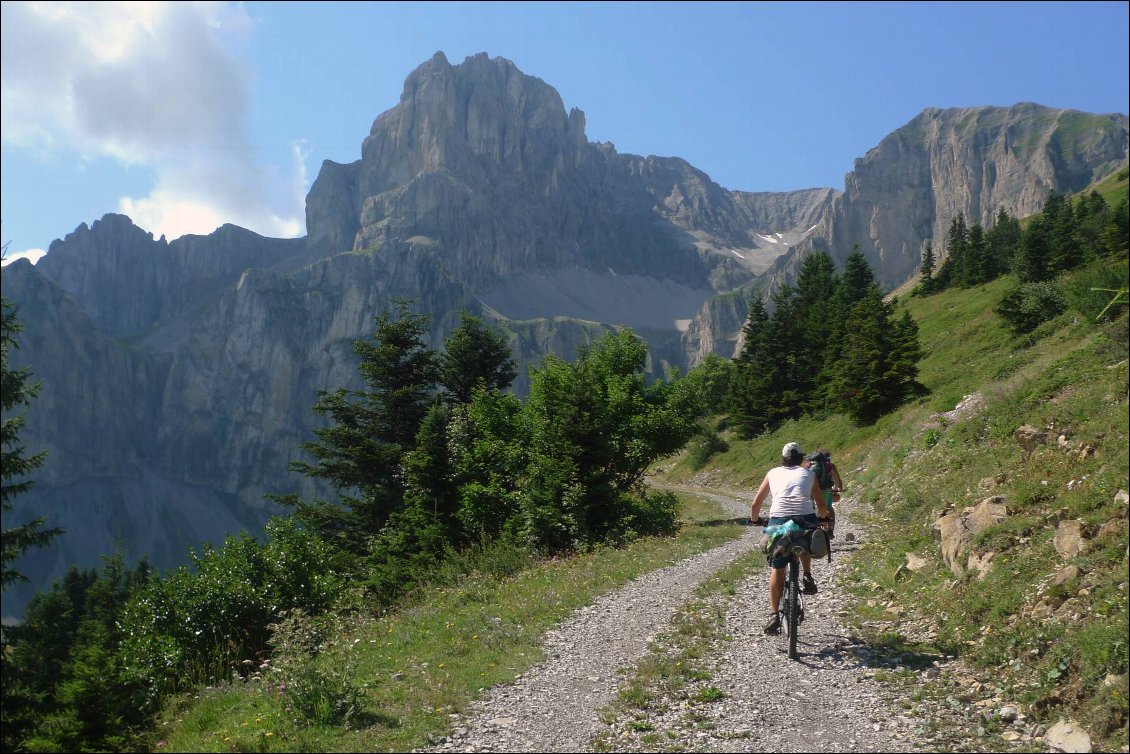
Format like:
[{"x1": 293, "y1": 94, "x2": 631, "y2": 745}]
[{"x1": 768, "y1": 564, "x2": 785, "y2": 612}]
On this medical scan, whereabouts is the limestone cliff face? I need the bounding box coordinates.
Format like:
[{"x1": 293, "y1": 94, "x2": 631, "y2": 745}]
[
  {"x1": 4, "y1": 54, "x2": 1126, "y2": 619},
  {"x1": 306, "y1": 52, "x2": 820, "y2": 298},
  {"x1": 782, "y1": 104, "x2": 1129, "y2": 290}
]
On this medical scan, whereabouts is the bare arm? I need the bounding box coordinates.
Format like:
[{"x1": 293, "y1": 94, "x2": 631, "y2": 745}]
[
  {"x1": 831, "y1": 463, "x2": 844, "y2": 492},
  {"x1": 750, "y1": 476, "x2": 771, "y2": 521}
]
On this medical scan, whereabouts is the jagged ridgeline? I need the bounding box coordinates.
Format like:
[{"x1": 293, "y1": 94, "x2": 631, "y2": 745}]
[{"x1": 1, "y1": 51, "x2": 1126, "y2": 619}]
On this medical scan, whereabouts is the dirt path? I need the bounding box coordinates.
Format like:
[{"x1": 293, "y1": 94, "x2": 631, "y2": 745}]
[{"x1": 421, "y1": 487, "x2": 929, "y2": 753}]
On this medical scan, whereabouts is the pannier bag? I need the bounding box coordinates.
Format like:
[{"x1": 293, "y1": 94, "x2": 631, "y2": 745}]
[
  {"x1": 761, "y1": 519, "x2": 803, "y2": 556},
  {"x1": 806, "y1": 527, "x2": 829, "y2": 558}
]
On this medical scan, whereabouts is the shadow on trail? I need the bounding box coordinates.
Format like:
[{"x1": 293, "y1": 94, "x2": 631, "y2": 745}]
[{"x1": 690, "y1": 516, "x2": 755, "y2": 528}]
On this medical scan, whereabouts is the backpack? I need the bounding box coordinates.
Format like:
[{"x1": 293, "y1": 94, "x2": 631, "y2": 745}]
[{"x1": 809, "y1": 453, "x2": 834, "y2": 490}]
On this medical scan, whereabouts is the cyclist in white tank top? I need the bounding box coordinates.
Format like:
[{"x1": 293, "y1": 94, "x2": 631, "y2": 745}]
[{"x1": 749, "y1": 442, "x2": 831, "y2": 634}]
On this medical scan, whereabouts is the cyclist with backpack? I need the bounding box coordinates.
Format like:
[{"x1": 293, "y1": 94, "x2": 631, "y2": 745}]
[
  {"x1": 749, "y1": 442, "x2": 831, "y2": 634},
  {"x1": 804, "y1": 448, "x2": 843, "y2": 531}
]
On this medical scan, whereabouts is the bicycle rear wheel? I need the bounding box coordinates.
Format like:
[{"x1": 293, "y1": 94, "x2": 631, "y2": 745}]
[{"x1": 786, "y1": 558, "x2": 800, "y2": 659}]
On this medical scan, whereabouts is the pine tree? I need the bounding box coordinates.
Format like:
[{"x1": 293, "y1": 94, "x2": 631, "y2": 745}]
[
  {"x1": 440, "y1": 311, "x2": 517, "y2": 404},
  {"x1": 1101, "y1": 197, "x2": 1129, "y2": 255},
  {"x1": 966, "y1": 222, "x2": 987, "y2": 286},
  {"x1": 828, "y1": 292, "x2": 921, "y2": 425},
  {"x1": 741, "y1": 285, "x2": 809, "y2": 427},
  {"x1": 275, "y1": 300, "x2": 440, "y2": 554},
  {"x1": 365, "y1": 402, "x2": 457, "y2": 600},
  {"x1": 730, "y1": 295, "x2": 775, "y2": 437},
  {"x1": 918, "y1": 239, "x2": 936, "y2": 292},
  {"x1": 737, "y1": 295, "x2": 770, "y2": 363},
  {"x1": 834, "y1": 245, "x2": 881, "y2": 309},
  {"x1": 829, "y1": 246, "x2": 882, "y2": 368},
  {"x1": 1, "y1": 299, "x2": 59, "y2": 591},
  {"x1": 887, "y1": 308, "x2": 924, "y2": 400},
  {"x1": 1075, "y1": 191, "x2": 1111, "y2": 261},
  {"x1": 985, "y1": 209, "x2": 1021, "y2": 280},
  {"x1": 1046, "y1": 191, "x2": 1079, "y2": 274},
  {"x1": 792, "y1": 251, "x2": 838, "y2": 407},
  {"x1": 940, "y1": 213, "x2": 970, "y2": 288},
  {"x1": 1015, "y1": 214, "x2": 1053, "y2": 282}
]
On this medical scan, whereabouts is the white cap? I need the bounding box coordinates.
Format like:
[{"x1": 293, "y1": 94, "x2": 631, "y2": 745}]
[{"x1": 782, "y1": 441, "x2": 803, "y2": 457}]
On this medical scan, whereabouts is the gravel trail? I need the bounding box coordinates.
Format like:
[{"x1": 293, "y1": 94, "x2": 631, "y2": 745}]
[{"x1": 421, "y1": 487, "x2": 926, "y2": 753}]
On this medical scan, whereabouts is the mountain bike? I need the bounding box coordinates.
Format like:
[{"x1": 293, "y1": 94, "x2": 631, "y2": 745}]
[
  {"x1": 755, "y1": 517, "x2": 830, "y2": 660},
  {"x1": 779, "y1": 538, "x2": 806, "y2": 659}
]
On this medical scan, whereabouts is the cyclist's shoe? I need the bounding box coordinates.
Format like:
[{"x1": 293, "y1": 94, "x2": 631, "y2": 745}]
[
  {"x1": 798, "y1": 606, "x2": 806, "y2": 624},
  {"x1": 801, "y1": 572, "x2": 818, "y2": 595},
  {"x1": 763, "y1": 611, "x2": 782, "y2": 634}
]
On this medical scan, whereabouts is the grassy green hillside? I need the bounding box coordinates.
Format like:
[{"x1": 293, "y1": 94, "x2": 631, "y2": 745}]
[
  {"x1": 664, "y1": 268, "x2": 1129, "y2": 751},
  {"x1": 1093, "y1": 164, "x2": 1129, "y2": 209}
]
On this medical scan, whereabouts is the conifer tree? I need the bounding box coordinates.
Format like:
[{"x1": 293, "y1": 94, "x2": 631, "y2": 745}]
[
  {"x1": 832, "y1": 245, "x2": 881, "y2": 310},
  {"x1": 918, "y1": 239, "x2": 936, "y2": 292},
  {"x1": 985, "y1": 209, "x2": 1021, "y2": 279},
  {"x1": 1015, "y1": 214, "x2": 1053, "y2": 282},
  {"x1": 762, "y1": 285, "x2": 806, "y2": 425},
  {"x1": 737, "y1": 295, "x2": 770, "y2": 363},
  {"x1": 365, "y1": 402, "x2": 457, "y2": 599},
  {"x1": 276, "y1": 300, "x2": 440, "y2": 554},
  {"x1": 828, "y1": 292, "x2": 921, "y2": 425},
  {"x1": 938, "y1": 213, "x2": 970, "y2": 288},
  {"x1": 828, "y1": 246, "x2": 882, "y2": 364},
  {"x1": 440, "y1": 311, "x2": 517, "y2": 404},
  {"x1": 792, "y1": 251, "x2": 838, "y2": 406},
  {"x1": 1, "y1": 299, "x2": 59, "y2": 591},
  {"x1": 1101, "y1": 196, "x2": 1129, "y2": 255},
  {"x1": 1046, "y1": 191, "x2": 1079, "y2": 274},
  {"x1": 966, "y1": 222, "x2": 987, "y2": 286}
]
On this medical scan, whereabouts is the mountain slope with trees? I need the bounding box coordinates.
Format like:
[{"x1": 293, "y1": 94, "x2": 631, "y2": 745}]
[
  {"x1": 2, "y1": 53, "x2": 1126, "y2": 623},
  {"x1": 4, "y1": 166, "x2": 1125, "y2": 750}
]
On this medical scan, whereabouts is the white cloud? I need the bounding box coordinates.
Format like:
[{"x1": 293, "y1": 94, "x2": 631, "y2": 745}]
[
  {"x1": 1, "y1": 248, "x2": 48, "y2": 267},
  {"x1": 1, "y1": 1, "x2": 306, "y2": 241}
]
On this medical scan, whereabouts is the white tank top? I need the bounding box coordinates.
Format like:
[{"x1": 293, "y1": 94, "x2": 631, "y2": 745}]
[{"x1": 766, "y1": 465, "x2": 818, "y2": 517}]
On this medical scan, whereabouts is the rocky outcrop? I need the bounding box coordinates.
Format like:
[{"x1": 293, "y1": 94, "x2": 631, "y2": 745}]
[
  {"x1": 775, "y1": 104, "x2": 1129, "y2": 290},
  {"x1": 932, "y1": 496, "x2": 1010, "y2": 577},
  {"x1": 1014, "y1": 424, "x2": 1050, "y2": 457}
]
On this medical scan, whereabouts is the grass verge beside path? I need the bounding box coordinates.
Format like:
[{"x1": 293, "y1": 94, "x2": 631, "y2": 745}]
[{"x1": 153, "y1": 493, "x2": 745, "y2": 753}]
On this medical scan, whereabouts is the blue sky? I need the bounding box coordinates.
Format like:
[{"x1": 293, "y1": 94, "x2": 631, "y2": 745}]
[{"x1": 2, "y1": 1, "x2": 1128, "y2": 265}]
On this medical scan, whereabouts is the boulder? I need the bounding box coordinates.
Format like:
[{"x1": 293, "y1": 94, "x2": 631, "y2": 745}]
[
  {"x1": 935, "y1": 512, "x2": 968, "y2": 577},
  {"x1": 1054, "y1": 520, "x2": 1088, "y2": 558},
  {"x1": 966, "y1": 496, "x2": 1009, "y2": 536},
  {"x1": 1045, "y1": 719, "x2": 1092, "y2": 753},
  {"x1": 1096, "y1": 518, "x2": 1126, "y2": 540},
  {"x1": 905, "y1": 553, "x2": 929, "y2": 572},
  {"x1": 1013, "y1": 424, "x2": 1048, "y2": 456},
  {"x1": 1051, "y1": 565, "x2": 1081, "y2": 588},
  {"x1": 934, "y1": 498, "x2": 1011, "y2": 578},
  {"x1": 967, "y1": 551, "x2": 995, "y2": 581}
]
